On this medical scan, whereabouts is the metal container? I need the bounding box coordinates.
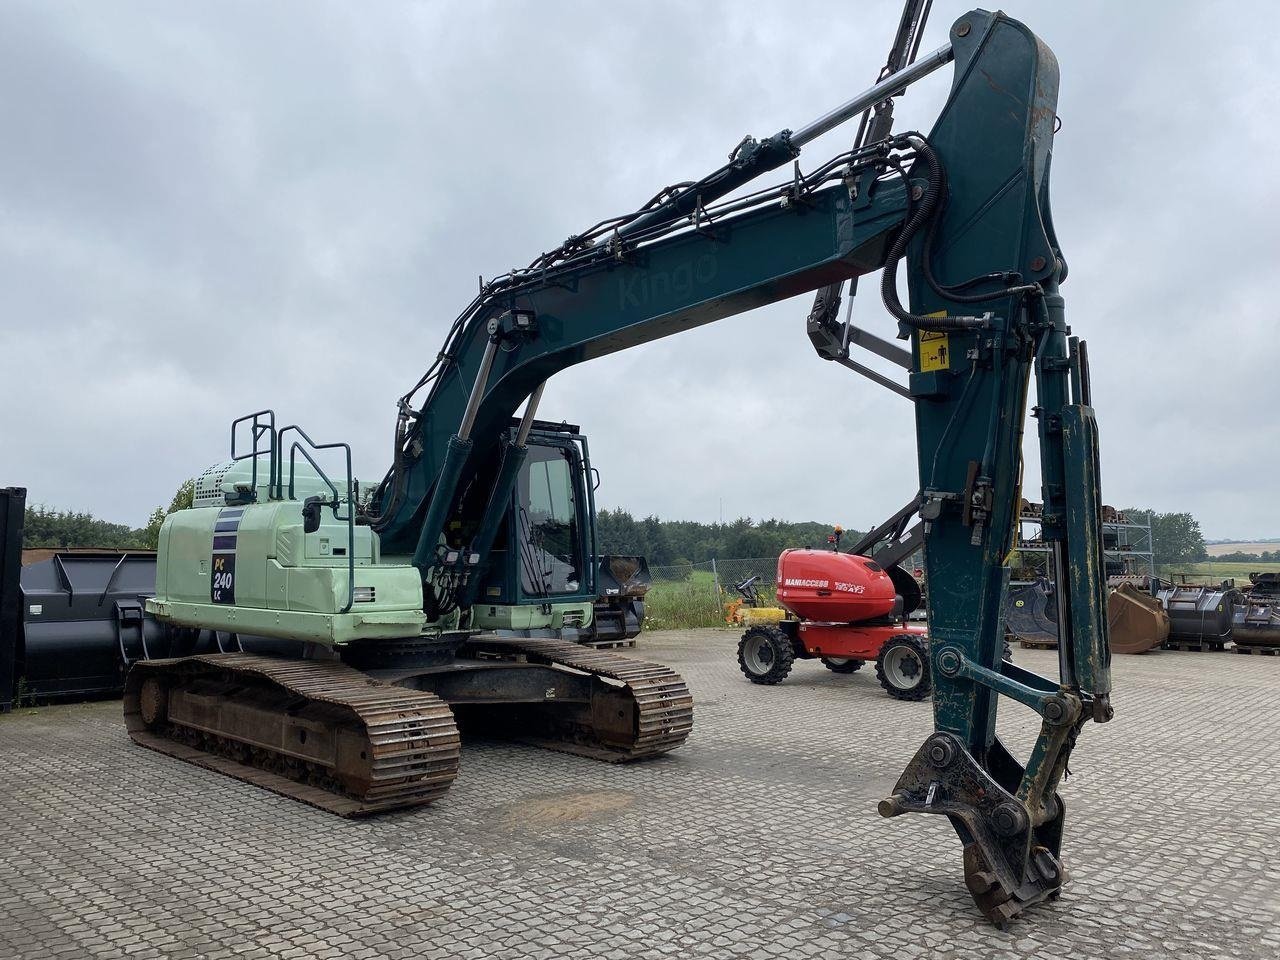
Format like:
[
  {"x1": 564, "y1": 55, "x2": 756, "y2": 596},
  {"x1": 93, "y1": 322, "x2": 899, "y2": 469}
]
[
  {"x1": 0, "y1": 488, "x2": 25, "y2": 711},
  {"x1": 1107, "y1": 582, "x2": 1170, "y2": 654}
]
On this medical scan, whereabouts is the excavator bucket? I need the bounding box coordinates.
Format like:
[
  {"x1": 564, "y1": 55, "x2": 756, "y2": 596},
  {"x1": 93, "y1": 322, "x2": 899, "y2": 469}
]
[
  {"x1": 597, "y1": 555, "x2": 653, "y2": 597},
  {"x1": 1155, "y1": 582, "x2": 1236, "y2": 646},
  {"x1": 1003, "y1": 580, "x2": 1059, "y2": 648},
  {"x1": 1232, "y1": 573, "x2": 1280, "y2": 650},
  {"x1": 592, "y1": 556, "x2": 653, "y2": 642},
  {"x1": 1106, "y1": 582, "x2": 1170, "y2": 654},
  {"x1": 1234, "y1": 600, "x2": 1280, "y2": 648}
]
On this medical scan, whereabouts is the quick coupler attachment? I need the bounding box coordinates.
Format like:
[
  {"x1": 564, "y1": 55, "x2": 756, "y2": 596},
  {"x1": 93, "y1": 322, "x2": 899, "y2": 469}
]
[{"x1": 879, "y1": 732, "x2": 1067, "y2": 927}]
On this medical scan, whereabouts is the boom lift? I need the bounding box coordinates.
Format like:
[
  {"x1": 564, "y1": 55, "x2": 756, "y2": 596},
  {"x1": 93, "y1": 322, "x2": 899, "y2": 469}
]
[
  {"x1": 127, "y1": 8, "x2": 1111, "y2": 924},
  {"x1": 736, "y1": 543, "x2": 934, "y2": 700}
]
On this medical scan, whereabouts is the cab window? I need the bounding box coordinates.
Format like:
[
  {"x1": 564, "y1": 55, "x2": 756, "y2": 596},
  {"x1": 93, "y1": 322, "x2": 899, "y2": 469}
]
[{"x1": 517, "y1": 445, "x2": 582, "y2": 596}]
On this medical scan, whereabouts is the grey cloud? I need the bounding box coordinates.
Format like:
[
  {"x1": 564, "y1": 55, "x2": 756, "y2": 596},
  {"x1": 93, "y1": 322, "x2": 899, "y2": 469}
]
[{"x1": 2, "y1": 0, "x2": 1276, "y2": 540}]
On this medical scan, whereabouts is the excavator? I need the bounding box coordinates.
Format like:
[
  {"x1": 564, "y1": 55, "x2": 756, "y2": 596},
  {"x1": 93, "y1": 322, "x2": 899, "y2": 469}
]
[{"x1": 125, "y1": 6, "x2": 1112, "y2": 926}]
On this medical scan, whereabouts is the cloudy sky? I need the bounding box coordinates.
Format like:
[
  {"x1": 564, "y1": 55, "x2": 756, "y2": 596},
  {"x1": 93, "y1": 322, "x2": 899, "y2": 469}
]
[{"x1": 2, "y1": 1, "x2": 1276, "y2": 540}]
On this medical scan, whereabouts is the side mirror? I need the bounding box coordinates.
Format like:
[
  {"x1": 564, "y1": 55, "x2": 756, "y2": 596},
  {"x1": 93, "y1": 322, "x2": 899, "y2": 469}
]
[{"x1": 302, "y1": 496, "x2": 324, "y2": 534}]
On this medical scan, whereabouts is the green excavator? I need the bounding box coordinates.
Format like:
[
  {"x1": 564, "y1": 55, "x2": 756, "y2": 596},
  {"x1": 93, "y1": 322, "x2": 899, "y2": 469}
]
[{"x1": 125, "y1": 7, "x2": 1112, "y2": 925}]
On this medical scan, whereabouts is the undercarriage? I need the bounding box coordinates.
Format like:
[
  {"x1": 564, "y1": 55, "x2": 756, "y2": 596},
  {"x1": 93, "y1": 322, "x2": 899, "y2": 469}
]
[{"x1": 124, "y1": 635, "x2": 693, "y2": 816}]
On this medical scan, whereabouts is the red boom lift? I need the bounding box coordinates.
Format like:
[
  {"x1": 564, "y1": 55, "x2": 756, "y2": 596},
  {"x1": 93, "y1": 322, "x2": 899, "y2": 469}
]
[{"x1": 737, "y1": 542, "x2": 931, "y2": 699}]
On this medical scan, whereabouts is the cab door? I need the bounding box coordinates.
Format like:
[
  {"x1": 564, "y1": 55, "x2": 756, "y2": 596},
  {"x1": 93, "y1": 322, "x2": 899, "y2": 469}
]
[{"x1": 511, "y1": 438, "x2": 594, "y2": 606}]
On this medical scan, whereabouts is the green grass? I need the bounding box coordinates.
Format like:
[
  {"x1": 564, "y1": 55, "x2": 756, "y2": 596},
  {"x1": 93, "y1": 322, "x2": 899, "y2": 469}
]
[
  {"x1": 1158, "y1": 560, "x2": 1280, "y2": 583},
  {"x1": 644, "y1": 571, "x2": 726, "y2": 629},
  {"x1": 643, "y1": 570, "x2": 784, "y2": 630}
]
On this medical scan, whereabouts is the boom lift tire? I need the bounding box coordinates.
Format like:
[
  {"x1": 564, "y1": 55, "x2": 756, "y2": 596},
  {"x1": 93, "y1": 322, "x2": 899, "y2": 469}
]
[
  {"x1": 821, "y1": 657, "x2": 863, "y2": 673},
  {"x1": 737, "y1": 625, "x2": 795, "y2": 685},
  {"x1": 875, "y1": 634, "x2": 931, "y2": 701}
]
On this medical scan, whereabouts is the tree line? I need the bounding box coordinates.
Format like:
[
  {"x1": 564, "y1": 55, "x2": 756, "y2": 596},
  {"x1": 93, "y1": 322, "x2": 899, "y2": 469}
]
[
  {"x1": 1117, "y1": 508, "x2": 1206, "y2": 566},
  {"x1": 22, "y1": 505, "x2": 152, "y2": 550},
  {"x1": 596, "y1": 509, "x2": 852, "y2": 566},
  {"x1": 22, "y1": 497, "x2": 842, "y2": 564},
  {"x1": 19, "y1": 487, "x2": 1213, "y2": 570},
  {"x1": 1209, "y1": 549, "x2": 1280, "y2": 563},
  {"x1": 21, "y1": 481, "x2": 194, "y2": 551},
  {"x1": 601, "y1": 506, "x2": 1212, "y2": 568}
]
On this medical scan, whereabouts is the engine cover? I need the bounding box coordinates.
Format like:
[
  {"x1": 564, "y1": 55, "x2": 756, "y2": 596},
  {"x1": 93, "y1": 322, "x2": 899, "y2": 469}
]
[{"x1": 775, "y1": 549, "x2": 896, "y2": 624}]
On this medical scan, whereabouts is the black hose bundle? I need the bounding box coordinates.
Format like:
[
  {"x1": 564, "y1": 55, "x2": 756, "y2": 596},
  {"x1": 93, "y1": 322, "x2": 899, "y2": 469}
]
[{"x1": 880, "y1": 133, "x2": 1040, "y2": 332}]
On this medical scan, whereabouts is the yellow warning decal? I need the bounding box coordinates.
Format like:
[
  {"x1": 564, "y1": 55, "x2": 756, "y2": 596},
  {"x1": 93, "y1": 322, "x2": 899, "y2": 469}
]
[{"x1": 918, "y1": 319, "x2": 950, "y2": 372}]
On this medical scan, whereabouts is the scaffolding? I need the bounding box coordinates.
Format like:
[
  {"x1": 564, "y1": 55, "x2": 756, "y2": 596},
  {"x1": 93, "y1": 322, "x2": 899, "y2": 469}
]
[{"x1": 1011, "y1": 506, "x2": 1154, "y2": 583}]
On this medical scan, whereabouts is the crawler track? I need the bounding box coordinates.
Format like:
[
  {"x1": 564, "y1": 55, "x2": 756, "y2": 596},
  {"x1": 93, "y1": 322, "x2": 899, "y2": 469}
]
[
  {"x1": 124, "y1": 654, "x2": 460, "y2": 816},
  {"x1": 463, "y1": 635, "x2": 695, "y2": 760},
  {"x1": 123, "y1": 640, "x2": 690, "y2": 815}
]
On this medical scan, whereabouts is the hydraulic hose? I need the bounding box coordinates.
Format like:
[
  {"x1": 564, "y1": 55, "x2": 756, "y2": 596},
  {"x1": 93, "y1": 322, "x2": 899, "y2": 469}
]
[
  {"x1": 880, "y1": 135, "x2": 986, "y2": 332},
  {"x1": 881, "y1": 134, "x2": 1040, "y2": 330}
]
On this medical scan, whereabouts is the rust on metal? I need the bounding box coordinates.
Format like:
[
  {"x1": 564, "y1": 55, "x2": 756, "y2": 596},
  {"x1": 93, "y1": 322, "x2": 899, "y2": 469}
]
[
  {"x1": 123, "y1": 638, "x2": 690, "y2": 817},
  {"x1": 124, "y1": 654, "x2": 461, "y2": 817},
  {"x1": 460, "y1": 635, "x2": 694, "y2": 760},
  {"x1": 1106, "y1": 582, "x2": 1170, "y2": 654},
  {"x1": 881, "y1": 732, "x2": 1073, "y2": 927}
]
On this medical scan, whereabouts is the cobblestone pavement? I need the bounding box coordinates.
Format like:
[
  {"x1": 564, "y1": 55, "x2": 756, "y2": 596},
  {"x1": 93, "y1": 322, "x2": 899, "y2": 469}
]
[{"x1": 1, "y1": 630, "x2": 1278, "y2": 959}]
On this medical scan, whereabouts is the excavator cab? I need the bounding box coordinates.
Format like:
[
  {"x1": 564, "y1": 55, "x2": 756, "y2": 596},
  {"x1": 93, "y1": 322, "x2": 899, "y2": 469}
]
[{"x1": 470, "y1": 422, "x2": 601, "y2": 636}]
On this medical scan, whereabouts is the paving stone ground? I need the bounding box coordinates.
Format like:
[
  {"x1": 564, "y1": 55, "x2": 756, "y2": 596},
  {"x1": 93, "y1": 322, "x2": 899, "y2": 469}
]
[{"x1": 1, "y1": 629, "x2": 1278, "y2": 959}]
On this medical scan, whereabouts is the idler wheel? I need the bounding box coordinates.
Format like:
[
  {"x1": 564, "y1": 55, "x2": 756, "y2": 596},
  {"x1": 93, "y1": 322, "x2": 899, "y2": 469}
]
[{"x1": 138, "y1": 676, "x2": 170, "y2": 726}]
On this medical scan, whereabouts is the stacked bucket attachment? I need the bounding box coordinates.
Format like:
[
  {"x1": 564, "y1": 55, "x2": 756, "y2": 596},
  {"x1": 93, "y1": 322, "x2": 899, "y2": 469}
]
[
  {"x1": 1106, "y1": 583, "x2": 1169, "y2": 654},
  {"x1": 1005, "y1": 579, "x2": 1169, "y2": 654},
  {"x1": 1232, "y1": 573, "x2": 1280, "y2": 653},
  {"x1": 591, "y1": 555, "x2": 654, "y2": 644},
  {"x1": 1156, "y1": 582, "x2": 1236, "y2": 650},
  {"x1": 1004, "y1": 580, "x2": 1059, "y2": 649}
]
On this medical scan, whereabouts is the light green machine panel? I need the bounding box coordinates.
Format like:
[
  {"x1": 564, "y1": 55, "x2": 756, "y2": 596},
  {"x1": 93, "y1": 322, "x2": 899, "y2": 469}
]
[{"x1": 148, "y1": 493, "x2": 427, "y2": 645}]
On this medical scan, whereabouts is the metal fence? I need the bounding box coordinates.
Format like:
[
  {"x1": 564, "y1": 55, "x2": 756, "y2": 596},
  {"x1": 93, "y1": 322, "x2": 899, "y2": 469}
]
[{"x1": 650, "y1": 557, "x2": 778, "y2": 591}]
